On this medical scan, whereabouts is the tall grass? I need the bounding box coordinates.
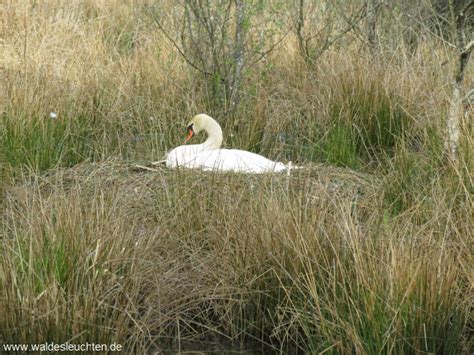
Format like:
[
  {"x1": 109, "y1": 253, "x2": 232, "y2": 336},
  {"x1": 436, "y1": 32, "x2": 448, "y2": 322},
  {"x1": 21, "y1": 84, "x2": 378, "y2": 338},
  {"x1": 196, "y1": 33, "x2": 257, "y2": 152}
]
[
  {"x1": 1, "y1": 164, "x2": 470, "y2": 352},
  {"x1": 1, "y1": 1, "x2": 472, "y2": 353}
]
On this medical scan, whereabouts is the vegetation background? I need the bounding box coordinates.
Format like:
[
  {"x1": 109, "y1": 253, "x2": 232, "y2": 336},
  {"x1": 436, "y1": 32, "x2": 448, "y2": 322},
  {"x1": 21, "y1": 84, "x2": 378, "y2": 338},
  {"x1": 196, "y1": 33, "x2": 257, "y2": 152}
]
[{"x1": 1, "y1": 0, "x2": 472, "y2": 353}]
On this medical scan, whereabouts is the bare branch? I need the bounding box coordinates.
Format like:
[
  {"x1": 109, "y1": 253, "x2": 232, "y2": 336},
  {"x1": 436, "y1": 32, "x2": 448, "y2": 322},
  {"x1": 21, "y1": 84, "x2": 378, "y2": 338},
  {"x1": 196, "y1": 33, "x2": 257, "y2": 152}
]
[
  {"x1": 247, "y1": 29, "x2": 291, "y2": 68},
  {"x1": 294, "y1": 1, "x2": 366, "y2": 64},
  {"x1": 296, "y1": 0, "x2": 309, "y2": 60},
  {"x1": 154, "y1": 15, "x2": 213, "y2": 76},
  {"x1": 366, "y1": 0, "x2": 378, "y2": 52},
  {"x1": 457, "y1": 39, "x2": 474, "y2": 82},
  {"x1": 462, "y1": 40, "x2": 474, "y2": 54}
]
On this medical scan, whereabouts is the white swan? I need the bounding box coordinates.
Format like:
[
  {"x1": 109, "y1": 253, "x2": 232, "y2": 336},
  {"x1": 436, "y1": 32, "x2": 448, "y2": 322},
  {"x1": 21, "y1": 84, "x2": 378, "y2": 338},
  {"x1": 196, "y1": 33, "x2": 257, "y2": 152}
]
[{"x1": 165, "y1": 114, "x2": 289, "y2": 173}]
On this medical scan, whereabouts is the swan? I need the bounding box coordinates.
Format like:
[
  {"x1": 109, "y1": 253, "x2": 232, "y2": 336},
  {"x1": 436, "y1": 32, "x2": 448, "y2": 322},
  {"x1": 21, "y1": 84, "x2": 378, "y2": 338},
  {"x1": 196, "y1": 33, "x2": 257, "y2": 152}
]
[{"x1": 164, "y1": 114, "x2": 290, "y2": 173}]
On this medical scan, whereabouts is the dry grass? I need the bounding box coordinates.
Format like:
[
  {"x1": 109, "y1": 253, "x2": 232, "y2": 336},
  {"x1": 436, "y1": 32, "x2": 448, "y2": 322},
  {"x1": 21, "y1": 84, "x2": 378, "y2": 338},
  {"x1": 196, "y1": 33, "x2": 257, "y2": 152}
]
[
  {"x1": 1, "y1": 159, "x2": 470, "y2": 353},
  {"x1": 1, "y1": 1, "x2": 473, "y2": 353}
]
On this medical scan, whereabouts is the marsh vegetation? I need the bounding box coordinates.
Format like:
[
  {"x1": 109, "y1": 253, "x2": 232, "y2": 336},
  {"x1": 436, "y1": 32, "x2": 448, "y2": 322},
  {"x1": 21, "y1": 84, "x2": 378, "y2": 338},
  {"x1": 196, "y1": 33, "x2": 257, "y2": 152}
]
[{"x1": 1, "y1": 1, "x2": 472, "y2": 353}]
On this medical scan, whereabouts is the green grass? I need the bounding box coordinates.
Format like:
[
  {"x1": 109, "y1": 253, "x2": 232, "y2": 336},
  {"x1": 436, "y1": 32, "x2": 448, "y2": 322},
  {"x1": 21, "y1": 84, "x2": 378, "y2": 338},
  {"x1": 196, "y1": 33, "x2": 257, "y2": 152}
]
[
  {"x1": 1, "y1": 1, "x2": 472, "y2": 353},
  {"x1": 326, "y1": 73, "x2": 411, "y2": 165},
  {"x1": 0, "y1": 114, "x2": 103, "y2": 171},
  {"x1": 322, "y1": 124, "x2": 359, "y2": 168}
]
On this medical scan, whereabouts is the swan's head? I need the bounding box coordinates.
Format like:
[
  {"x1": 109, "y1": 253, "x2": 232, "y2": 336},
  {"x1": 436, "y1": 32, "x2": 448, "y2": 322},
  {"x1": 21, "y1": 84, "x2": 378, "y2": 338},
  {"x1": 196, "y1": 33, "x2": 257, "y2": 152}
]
[{"x1": 184, "y1": 113, "x2": 221, "y2": 145}]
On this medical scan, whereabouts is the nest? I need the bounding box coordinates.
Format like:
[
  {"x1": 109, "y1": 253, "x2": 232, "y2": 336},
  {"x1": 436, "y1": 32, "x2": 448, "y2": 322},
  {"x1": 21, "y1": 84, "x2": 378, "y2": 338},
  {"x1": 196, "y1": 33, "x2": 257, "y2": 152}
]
[{"x1": 5, "y1": 158, "x2": 381, "y2": 229}]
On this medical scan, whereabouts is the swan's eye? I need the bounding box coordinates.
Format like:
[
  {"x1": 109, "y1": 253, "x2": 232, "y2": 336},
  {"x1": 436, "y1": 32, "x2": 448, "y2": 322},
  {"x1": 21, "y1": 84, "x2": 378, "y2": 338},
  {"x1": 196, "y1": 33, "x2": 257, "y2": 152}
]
[{"x1": 186, "y1": 123, "x2": 194, "y2": 132}]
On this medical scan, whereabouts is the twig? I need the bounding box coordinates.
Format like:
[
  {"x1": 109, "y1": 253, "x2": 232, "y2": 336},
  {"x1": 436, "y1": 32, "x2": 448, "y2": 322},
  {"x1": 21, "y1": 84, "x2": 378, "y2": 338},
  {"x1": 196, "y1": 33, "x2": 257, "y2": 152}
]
[
  {"x1": 247, "y1": 28, "x2": 291, "y2": 67},
  {"x1": 462, "y1": 40, "x2": 474, "y2": 55},
  {"x1": 154, "y1": 17, "x2": 213, "y2": 76},
  {"x1": 133, "y1": 165, "x2": 161, "y2": 172}
]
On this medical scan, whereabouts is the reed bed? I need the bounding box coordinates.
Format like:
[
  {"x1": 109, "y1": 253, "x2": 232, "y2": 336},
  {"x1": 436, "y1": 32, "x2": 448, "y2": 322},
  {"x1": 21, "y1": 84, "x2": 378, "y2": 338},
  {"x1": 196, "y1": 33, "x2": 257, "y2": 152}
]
[{"x1": 1, "y1": 1, "x2": 472, "y2": 353}]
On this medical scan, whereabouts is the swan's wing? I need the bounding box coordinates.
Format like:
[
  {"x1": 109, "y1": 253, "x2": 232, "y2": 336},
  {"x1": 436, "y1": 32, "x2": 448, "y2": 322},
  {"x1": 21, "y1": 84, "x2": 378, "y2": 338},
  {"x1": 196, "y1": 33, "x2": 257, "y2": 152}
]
[
  {"x1": 225, "y1": 150, "x2": 286, "y2": 173},
  {"x1": 166, "y1": 145, "x2": 207, "y2": 168},
  {"x1": 193, "y1": 149, "x2": 286, "y2": 173},
  {"x1": 165, "y1": 146, "x2": 287, "y2": 173}
]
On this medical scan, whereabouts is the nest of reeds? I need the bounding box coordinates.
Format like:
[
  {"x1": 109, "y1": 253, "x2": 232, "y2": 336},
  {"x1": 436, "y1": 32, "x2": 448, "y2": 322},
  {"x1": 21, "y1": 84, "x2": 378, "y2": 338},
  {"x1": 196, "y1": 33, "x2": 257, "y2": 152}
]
[{"x1": 5, "y1": 158, "x2": 382, "y2": 231}]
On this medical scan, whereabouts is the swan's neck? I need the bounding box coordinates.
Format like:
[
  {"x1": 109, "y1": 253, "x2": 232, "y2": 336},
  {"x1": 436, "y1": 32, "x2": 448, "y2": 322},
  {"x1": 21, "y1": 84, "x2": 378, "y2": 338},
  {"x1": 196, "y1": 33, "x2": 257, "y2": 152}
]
[{"x1": 202, "y1": 118, "x2": 223, "y2": 150}]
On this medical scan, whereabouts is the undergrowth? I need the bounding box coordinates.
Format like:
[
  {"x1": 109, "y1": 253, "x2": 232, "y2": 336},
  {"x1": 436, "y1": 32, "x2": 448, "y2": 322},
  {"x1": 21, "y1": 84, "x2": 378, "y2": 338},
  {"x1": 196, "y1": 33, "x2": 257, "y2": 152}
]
[{"x1": 0, "y1": 1, "x2": 472, "y2": 353}]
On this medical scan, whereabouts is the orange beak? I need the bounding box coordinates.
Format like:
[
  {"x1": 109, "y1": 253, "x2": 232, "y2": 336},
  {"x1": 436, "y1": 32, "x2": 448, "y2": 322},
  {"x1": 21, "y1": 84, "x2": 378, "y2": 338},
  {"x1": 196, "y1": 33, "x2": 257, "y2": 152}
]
[{"x1": 184, "y1": 127, "x2": 194, "y2": 143}]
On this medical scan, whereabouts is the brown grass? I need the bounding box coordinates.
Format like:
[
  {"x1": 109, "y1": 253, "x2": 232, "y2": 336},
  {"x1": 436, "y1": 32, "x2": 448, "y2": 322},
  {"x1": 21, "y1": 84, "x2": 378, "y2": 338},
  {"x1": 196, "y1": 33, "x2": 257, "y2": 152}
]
[{"x1": 1, "y1": 1, "x2": 472, "y2": 353}]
